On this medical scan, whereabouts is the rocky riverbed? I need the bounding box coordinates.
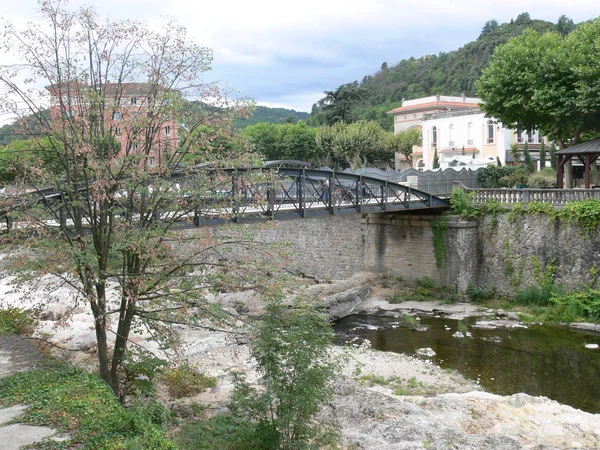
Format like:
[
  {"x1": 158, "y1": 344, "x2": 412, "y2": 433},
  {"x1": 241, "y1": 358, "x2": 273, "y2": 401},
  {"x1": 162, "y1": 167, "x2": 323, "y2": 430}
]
[{"x1": 1, "y1": 269, "x2": 600, "y2": 449}]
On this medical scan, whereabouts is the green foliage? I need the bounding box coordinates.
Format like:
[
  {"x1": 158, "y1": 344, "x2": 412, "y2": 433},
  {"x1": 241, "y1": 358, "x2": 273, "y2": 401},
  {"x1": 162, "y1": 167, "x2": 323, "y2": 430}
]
[
  {"x1": 450, "y1": 188, "x2": 481, "y2": 219},
  {"x1": 523, "y1": 142, "x2": 534, "y2": 172},
  {"x1": 477, "y1": 165, "x2": 518, "y2": 188},
  {"x1": 234, "y1": 106, "x2": 309, "y2": 130},
  {"x1": 229, "y1": 298, "x2": 338, "y2": 450},
  {"x1": 539, "y1": 140, "x2": 546, "y2": 168},
  {"x1": 430, "y1": 216, "x2": 449, "y2": 268},
  {"x1": 242, "y1": 121, "x2": 319, "y2": 163},
  {"x1": 384, "y1": 128, "x2": 422, "y2": 168},
  {"x1": 122, "y1": 349, "x2": 167, "y2": 397},
  {"x1": 478, "y1": 20, "x2": 600, "y2": 147},
  {"x1": 0, "y1": 307, "x2": 36, "y2": 335},
  {"x1": 0, "y1": 362, "x2": 175, "y2": 449},
  {"x1": 515, "y1": 284, "x2": 560, "y2": 306},
  {"x1": 500, "y1": 168, "x2": 530, "y2": 188},
  {"x1": 175, "y1": 414, "x2": 259, "y2": 450},
  {"x1": 560, "y1": 198, "x2": 600, "y2": 236},
  {"x1": 432, "y1": 147, "x2": 440, "y2": 169},
  {"x1": 547, "y1": 289, "x2": 600, "y2": 322},
  {"x1": 161, "y1": 363, "x2": 217, "y2": 399},
  {"x1": 528, "y1": 168, "x2": 557, "y2": 188},
  {"x1": 466, "y1": 285, "x2": 497, "y2": 302}
]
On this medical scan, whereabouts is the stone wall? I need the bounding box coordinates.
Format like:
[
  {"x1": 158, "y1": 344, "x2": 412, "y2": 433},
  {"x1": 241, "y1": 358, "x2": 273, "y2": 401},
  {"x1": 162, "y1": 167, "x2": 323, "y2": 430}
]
[
  {"x1": 208, "y1": 214, "x2": 366, "y2": 280},
  {"x1": 362, "y1": 213, "x2": 441, "y2": 283},
  {"x1": 472, "y1": 214, "x2": 600, "y2": 296}
]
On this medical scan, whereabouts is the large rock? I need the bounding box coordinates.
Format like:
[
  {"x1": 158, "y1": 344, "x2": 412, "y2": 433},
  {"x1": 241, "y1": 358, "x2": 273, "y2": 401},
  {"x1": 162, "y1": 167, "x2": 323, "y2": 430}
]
[{"x1": 323, "y1": 285, "x2": 370, "y2": 320}]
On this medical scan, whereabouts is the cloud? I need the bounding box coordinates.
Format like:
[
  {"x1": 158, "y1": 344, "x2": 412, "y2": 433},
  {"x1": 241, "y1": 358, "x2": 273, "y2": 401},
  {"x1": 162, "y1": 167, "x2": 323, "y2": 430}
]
[{"x1": 1, "y1": 0, "x2": 600, "y2": 113}]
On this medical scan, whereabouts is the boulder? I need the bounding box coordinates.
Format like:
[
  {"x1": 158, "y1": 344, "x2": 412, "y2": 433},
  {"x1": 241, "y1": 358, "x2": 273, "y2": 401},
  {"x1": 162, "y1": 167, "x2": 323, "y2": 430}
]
[{"x1": 323, "y1": 285, "x2": 370, "y2": 320}]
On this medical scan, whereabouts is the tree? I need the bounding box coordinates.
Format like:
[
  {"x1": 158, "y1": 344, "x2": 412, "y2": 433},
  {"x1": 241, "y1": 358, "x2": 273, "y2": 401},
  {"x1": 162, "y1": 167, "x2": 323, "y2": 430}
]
[
  {"x1": 510, "y1": 144, "x2": 522, "y2": 165},
  {"x1": 539, "y1": 140, "x2": 546, "y2": 169},
  {"x1": 480, "y1": 19, "x2": 499, "y2": 38},
  {"x1": 432, "y1": 147, "x2": 440, "y2": 169},
  {"x1": 331, "y1": 121, "x2": 384, "y2": 170},
  {"x1": 243, "y1": 121, "x2": 319, "y2": 163},
  {"x1": 523, "y1": 141, "x2": 534, "y2": 172},
  {"x1": 319, "y1": 84, "x2": 365, "y2": 125},
  {"x1": 384, "y1": 128, "x2": 422, "y2": 169},
  {"x1": 477, "y1": 22, "x2": 600, "y2": 148},
  {"x1": 461, "y1": 145, "x2": 465, "y2": 156},
  {"x1": 556, "y1": 14, "x2": 576, "y2": 36},
  {"x1": 0, "y1": 1, "x2": 257, "y2": 399},
  {"x1": 230, "y1": 298, "x2": 337, "y2": 449}
]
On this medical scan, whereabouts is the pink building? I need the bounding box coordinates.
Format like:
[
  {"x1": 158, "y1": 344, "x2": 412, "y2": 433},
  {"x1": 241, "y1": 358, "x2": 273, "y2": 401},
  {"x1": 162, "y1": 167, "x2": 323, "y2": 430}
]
[{"x1": 47, "y1": 82, "x2": 179, "y2": 170}]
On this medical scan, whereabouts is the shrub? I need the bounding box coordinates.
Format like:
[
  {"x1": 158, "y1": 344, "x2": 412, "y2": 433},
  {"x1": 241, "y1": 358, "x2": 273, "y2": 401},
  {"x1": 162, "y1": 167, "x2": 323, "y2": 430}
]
[
  {"x1": 515, "y1": 284, "x2": 559, "y2": 306},
  {"x1": 547, "y1": 289, "x2": 600, "y2": 322},
  {"x1": 0, "y1": 307, "x2": 36, "y2": 335},
  {"x1": 478, "y1": 165, "x2": 518, "y2": 188},
  {"x1": 450, "y1": 188, "x2": 481, "y2": 219},
  {"x1": 230, "y1": 298, "x2": 338, "y2": 449},
  {"x1": 528, "y1": 173, "x2": 556, "y2": 188},
  {"x1": 466, "y1": 285, "x2": 497, "y2": 302},
  {"x1": 162, "y1": 364, "x2": 217, "y2": 399}
]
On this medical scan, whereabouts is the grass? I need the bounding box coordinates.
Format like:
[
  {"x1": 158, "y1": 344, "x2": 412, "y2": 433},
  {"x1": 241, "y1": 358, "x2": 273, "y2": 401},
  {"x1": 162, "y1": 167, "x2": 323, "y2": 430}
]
[
  {"x1": 357, "y1": 373, "x2": 440, "y2": 396},
  {"x1": 0, "y1": 361, "x2": 175, "y2": 449},
  {"x1": 174, "y1": 414, "x2": 259, "y2": 450}
]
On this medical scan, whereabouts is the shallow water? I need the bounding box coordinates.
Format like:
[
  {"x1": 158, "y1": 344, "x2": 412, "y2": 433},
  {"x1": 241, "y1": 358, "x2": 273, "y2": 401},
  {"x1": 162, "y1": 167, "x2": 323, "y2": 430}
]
[{"x1": 335, "y1": 314, "x2": 600, "y2": 413}]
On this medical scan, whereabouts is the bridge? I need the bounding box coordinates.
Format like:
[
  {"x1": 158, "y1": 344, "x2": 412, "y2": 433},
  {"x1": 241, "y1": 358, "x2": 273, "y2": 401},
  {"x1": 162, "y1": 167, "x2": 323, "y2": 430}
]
[{"x1": 1, "y1": 168, "x2": 450, "y2": 231}]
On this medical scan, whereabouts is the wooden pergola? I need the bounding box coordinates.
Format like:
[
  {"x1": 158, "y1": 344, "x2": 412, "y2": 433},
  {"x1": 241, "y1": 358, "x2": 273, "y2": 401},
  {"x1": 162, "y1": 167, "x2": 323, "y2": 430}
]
[{"x1": 556, "y1": 137, "x2": 600, "y2": 189}]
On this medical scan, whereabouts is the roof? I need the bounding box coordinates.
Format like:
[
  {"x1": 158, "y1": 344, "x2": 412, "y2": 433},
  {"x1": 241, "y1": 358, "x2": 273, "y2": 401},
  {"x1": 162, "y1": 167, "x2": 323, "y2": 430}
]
[
  {"x1": 555, "y1": 138, "x2": 600, "y2": 155},
  {"x1": 387, "y1": 101, "x2": 480, "y2": 115}
]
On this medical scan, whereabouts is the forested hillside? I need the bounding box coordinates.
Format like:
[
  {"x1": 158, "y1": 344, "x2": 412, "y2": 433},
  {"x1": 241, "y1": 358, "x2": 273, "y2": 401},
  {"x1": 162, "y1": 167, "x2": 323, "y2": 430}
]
[
  {"x1": 310, "y1": 13, "x2": 574, "y2": 131},
  {"x1": 234, "y1": 106, "x2": 309, "y2": 129}
]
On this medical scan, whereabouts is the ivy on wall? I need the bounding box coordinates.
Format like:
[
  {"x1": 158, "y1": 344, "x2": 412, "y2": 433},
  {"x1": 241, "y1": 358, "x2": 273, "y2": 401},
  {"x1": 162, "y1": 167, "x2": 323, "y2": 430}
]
[{"x1": 430, "y1": 216, "x2": 449, "y2": 269}]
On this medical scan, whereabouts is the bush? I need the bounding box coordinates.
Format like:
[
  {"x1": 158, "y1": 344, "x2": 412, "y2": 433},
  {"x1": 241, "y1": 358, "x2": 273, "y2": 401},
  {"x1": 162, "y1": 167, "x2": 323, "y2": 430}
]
[
  {"x1": 0, "y1": 307, "x2": 36, "y2": 335},
  {"x1": 230, "y1": 298, "x2": 339, "y2": 449},
  {"x1": 162, "y1": 363, "x2": 217, "y2": 399},
  {"x1": 450, "y1": 188, "x2": 481, "y2": 219},
  {"x1": 528, "y1": 172, "x2": 556, "y2": 188},
  {"x1": 514, "y1": 284, "x2": 559, "y2": 306},
  {"x1": 478, "y1": 165, "x2": 518, "y2": 188},
  {"x1": 547, "y1": 288, "x2": 600, "y2": 322},
  {"x1": 467, "y1": 285, "x2": 497, "y2": 302}
]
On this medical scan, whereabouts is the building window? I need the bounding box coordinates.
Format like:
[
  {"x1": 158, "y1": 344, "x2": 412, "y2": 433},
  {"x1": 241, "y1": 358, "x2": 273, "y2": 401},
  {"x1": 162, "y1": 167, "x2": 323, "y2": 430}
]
[
  {"x1": 431, "y1": 126, "x2": 437, "y2": 146},
  {"x1": 467, "y1": 122, "x2": 474, "y2": 146},
  {"x1": 113, "y1": 111, "x2": 121, "y2": 121},
  {"x1": 528, "y1": 132, "x2": 535, "y2": 143},
  {"x1": 130, "y1": 97, "x2": 137, "y2": 105},
  {"x1": 115, "y1": 127, "x2": 121, "y2": 137},
  {"x1": 165, "y1": 125, "x2": 171, "y2": 137},
  {"x1": 133, "y1": 143, "x2": 139, "y2": 151},
  {"x1": 487, "y1": 120, "x2": 495, "y2": 144},
  {"x1": 448, "y1": 124, "x2": 455, "y2": 147},
  {"x1": 148, "y1": 157, "x2": 156, "y2": 168},
  {"x1": 516, "y1": 129, "x2": 524, "y2": 144}
]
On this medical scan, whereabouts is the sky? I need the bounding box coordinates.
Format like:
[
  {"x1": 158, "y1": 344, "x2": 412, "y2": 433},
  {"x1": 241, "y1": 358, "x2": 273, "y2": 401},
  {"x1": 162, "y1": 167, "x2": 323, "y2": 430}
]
[{"x1": 1, "y1": 0, "x2": 600, "y2": 116}]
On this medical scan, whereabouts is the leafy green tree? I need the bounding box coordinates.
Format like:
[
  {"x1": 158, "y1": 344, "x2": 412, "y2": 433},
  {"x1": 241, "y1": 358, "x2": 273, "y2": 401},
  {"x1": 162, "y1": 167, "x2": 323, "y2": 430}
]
[
  {"x1": 461, "y1": 145, "x2": 465, "y2": 156},
  {"x1": 510, "y1": 144, "x2": 522, "y2": 165},
  {"x1": 550, "y1": 142, "x2": 558, "y2": 169},
  {"x1": 523, "y1": 141, "x2": 534, "y2": 172},
  {"x1": 384, "y1": 128, "x2": 422, "y2": 169},
  {"x1": 432, "y1": 147, "x2": 440, "y2": 169},
  {"x1": 332, "y1": 121, "x2": 385, "y2": 169},
  {"x1": 556, "y1": 14, "x2": 576, "y2": 36},
  {"x1": 230, "y1": 298, "x2": 338, "y2": 450},
  {"x1": 319, "y1": 84, "x2": 365, "y2": 125},
  {"x1": 478, "y1": 21, "x2": 600, "y2": 148},
  {"x1": 539, "y1": 140, "x2": 546, "y2": 169},
  {"x1": 243, "y1": 122, "x2": 319, "y2": 163}
]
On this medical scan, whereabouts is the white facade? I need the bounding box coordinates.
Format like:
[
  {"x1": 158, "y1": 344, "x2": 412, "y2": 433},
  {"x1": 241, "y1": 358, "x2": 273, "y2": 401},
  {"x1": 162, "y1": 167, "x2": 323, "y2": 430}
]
[{"x1": 420, "y1": 110, "x2": 513, "y2": 170}]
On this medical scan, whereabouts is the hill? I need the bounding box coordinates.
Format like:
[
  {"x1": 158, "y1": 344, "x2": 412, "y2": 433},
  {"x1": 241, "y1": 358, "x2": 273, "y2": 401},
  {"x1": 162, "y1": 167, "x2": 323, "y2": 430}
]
[
  {"x1": 234, "y1": 106, "x2": 310, "y2": 129},
  {"x1": 309, "y1": 13, "x2": 571, "y2": 131}
]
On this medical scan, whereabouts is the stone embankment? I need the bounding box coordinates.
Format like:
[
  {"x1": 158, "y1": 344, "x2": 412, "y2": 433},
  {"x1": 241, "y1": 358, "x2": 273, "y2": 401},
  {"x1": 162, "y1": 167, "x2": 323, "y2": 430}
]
[{"x1": 1, "y1": 270, "x2": 600, "y2": 449}]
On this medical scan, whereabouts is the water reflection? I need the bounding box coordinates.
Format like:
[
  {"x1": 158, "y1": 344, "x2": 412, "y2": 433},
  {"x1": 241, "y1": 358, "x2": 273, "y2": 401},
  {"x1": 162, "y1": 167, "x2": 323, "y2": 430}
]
[{"x1": 335, "y1": 315, "x2": 600, "y2": 413}]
